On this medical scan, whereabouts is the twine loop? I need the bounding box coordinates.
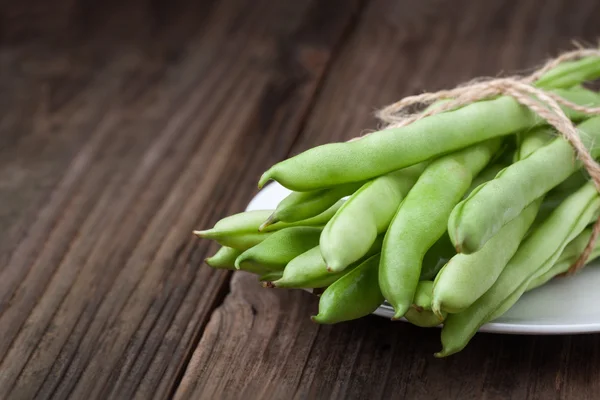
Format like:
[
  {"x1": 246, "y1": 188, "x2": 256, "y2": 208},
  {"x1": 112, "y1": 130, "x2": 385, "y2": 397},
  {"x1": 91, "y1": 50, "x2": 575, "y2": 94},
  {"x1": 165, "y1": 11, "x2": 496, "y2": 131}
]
[{"x1": 375, "y1": 48, "x2": 600, "y2": 274}]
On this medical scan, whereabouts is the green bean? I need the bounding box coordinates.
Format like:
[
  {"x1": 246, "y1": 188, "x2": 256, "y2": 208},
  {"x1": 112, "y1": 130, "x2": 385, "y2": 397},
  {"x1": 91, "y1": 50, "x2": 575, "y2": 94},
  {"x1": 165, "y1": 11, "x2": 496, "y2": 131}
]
[
  {"x1": 272, "y1": 246, "x2": 347, "y2": 288},
  {"x1": 273, "y1": 235, "x2": 384, "y2": 289},
  {"x1": 432, "y1": 200, "x2": 540, "y2": 316},
  {"x1": 194, "y1": 202, "x2": 341, "y2": 250},
  {"x1": 264, "y1": 200, "x2": 344, "y2": 231},
  {"x1": 235, "y1": 227, "x2": 322, "y2": 271},
  {"x1": 195, "y1": 210, "x2": 274, "y2": 239},
  {"x1": 380, "y1": 139, "x2": 501, "y2": 319},
  {"x1": 312, "y1": 254, "x2": 383, "y2": 324},
  {"x1": 204, "y1": 232, "x2": 272, "y2": 251},
  {"x1": 205, "y1": 246, "x2": 242, "y2": 269},
  {"x1": 205, "y1": 246, "x2": 271, "y2": 275},
  {"x1": 258, "y1": 88, "x2": 600, "y2": 191},
  {"x1": 321, "y1": 163, "x2": 426, "y2": 272},
  {"x1": 534, "y1": 56, "x2": 600, "y2": 89},
  {"x1": 263, "y1": 182, "x2": 364, "y2": 226},
  {"x1": 196, "y1": 203, "x2": 339, "y2": 238},
  {"x1": 237, "y1": 260, "x2": 273, "y2": 275},
  {"x1": 431, "y1": 129, "x2": 549, "y2": 315},
  {"x1": 404, "y1": 281, "x2": 447, "y2": 328},
  {"x1": 418, "y1": 161, "x2": 509, "y2": 281},
  {"x1": 437, "y1": 182, "x2": 600, "y2": 357},
  {"x1": 527, "y1": 228, "x2": 600, "y2": 291},
  {"x1": 449, "y1": 116, "x2": 600, "y2": 254},
  {"x1": 454, "y1": 127, "x2": 552, "y2": 244}
]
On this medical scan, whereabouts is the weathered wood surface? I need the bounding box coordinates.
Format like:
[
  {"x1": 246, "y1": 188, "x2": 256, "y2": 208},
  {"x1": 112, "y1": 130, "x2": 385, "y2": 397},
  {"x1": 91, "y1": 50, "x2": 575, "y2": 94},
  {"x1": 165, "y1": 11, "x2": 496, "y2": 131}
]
[
  {"x1": 1, "y1": 0, "x2": 600, "y2": 399},
  {"x1": 0, "y1": 0, "x2": 362, "y2": 398}
]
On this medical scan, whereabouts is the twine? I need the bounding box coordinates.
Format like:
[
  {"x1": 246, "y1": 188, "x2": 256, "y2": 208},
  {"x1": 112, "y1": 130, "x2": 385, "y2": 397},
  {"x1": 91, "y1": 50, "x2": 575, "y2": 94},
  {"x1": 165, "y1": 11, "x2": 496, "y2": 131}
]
[{"x1": 374, "y1": 48, "x2": 600, "y2": 275}]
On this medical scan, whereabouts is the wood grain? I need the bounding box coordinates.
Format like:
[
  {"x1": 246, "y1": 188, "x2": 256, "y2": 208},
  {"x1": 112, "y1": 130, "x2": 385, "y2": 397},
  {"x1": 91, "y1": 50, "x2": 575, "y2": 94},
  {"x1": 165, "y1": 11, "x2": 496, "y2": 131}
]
[
  {"x1": 0, "y1": 0, "x2": 362, "y2": 398},
  {"x1": 176, "y1": 0, "x2": 600, "y2": 399}
]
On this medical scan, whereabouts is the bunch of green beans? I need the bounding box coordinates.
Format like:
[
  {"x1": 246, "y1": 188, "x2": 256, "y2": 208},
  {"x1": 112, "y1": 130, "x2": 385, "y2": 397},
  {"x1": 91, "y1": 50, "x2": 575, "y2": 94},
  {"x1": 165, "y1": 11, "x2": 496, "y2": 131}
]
[{"x1": 196, "y1": 54, "x2": 600, "y2": 356}]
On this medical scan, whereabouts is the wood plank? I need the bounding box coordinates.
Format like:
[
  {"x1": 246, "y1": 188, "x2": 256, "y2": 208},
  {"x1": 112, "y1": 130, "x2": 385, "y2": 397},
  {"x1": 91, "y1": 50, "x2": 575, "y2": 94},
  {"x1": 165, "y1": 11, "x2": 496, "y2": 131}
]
[
  {"x1": 175, "y1": 0, "x2": 600, "y2": 398},
  {"x1": 0, "y1": 0, "x2": 363, "y2": 398}
]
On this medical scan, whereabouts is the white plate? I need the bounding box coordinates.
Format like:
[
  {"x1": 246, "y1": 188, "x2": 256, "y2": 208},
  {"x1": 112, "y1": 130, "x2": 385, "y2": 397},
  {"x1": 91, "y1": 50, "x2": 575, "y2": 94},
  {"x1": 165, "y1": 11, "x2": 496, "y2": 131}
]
[{"x1": 246, "y1": 182, "x2": 600, "y2": 335}]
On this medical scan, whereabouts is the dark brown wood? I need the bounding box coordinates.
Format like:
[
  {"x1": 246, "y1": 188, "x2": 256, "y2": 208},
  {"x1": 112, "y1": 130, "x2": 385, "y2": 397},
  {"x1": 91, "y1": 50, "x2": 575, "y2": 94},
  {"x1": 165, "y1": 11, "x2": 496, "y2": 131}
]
[
  {"x1": 0, "y1": 0, "x2": 362, "y2": 398},
  {"x1": 175, "y1": 0, "x2": 600, "y2": 399}
]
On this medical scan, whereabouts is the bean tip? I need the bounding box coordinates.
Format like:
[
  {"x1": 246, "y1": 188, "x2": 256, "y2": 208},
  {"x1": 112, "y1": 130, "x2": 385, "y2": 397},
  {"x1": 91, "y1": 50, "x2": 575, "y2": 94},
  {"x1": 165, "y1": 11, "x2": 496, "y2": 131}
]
[
  {"x1": 194, "y1": 229, "x2": 220, "y2": 240},
  {"x1": 270, "y1": 278, "x2": 286, "y2": 288},
  {"x1": 258, "y1": 171, "x2": 272, "y2": 189},
  {"x1": 435, "y1": 344, "x2": 460, "y2": 358},
  {"x1": 431, "y1": 300, "x2": 444, "y2": 320},
  {"x1": 234, "y1": 257, "x2": 243, "y2": 270},
  {"x1": 326, "y1": 262, "x2": 345, "y2": 273},
  {"x1": 262, "y1": 281, "x2": 275, "y2": 288},
  {"x1": 392, "y1": 307, "x2": 407, "y2": 321},
  {"x1": 258, "y1": 214, "x2": 278, "y2": 232},
  {"x1": 270, "y1": 280, "x2": 281, "y2": 288}
]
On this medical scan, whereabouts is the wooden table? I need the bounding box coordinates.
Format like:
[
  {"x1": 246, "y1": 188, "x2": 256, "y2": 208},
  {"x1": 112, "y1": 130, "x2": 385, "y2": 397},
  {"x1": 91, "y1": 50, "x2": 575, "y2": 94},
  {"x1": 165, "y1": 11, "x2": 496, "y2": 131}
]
[{"x1": 1, "y1": 0, "x2": 600, "y2": 398}]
